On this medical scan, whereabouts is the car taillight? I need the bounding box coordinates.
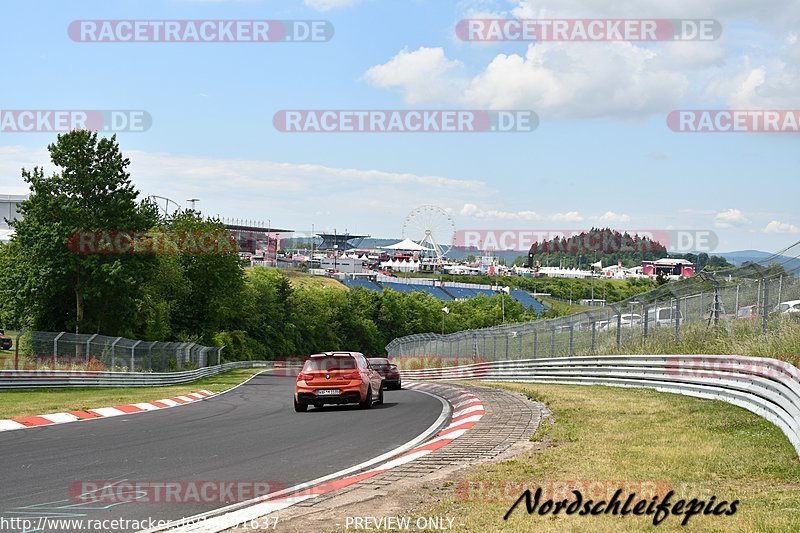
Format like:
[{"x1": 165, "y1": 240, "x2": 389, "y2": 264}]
[
  {"x1": 390, "y1": 365, "x2": 398, "y2": 371},
  {"x1": 297, "y1": 372, "x2": 311, "y2": 381},
  {"x1": 344, "y1": 371, "x2": 361, "y2": 380}
]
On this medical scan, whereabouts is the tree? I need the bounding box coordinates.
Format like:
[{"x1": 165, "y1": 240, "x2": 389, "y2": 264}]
[{"x1": 6, "y1": 131, "x2": 158, "y2": 333}]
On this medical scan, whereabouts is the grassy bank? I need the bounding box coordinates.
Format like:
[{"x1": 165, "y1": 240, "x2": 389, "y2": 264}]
[
  {"x1": 427, "y1": 383, "x2": 800, "y2": 531},
  {"x1": 0, "y1": 367, "x2": 265, "y2": 419},
  {"x1": 593, "y1": 317, "x2": 800, "y2": 363}
]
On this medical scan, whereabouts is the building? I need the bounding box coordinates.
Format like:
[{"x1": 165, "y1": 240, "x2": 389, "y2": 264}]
[
  {"x1": 0, "y1": 194, "x2": 28, "y2": 243},
  {"x1": 316, "y1": 233, "x2": 368, "y2": 251},
  {"x1": 642, "y1": 258, "x2": 695, "y2": 277}
]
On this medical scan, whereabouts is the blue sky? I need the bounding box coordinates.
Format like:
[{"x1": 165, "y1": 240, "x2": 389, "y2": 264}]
[{"x1": 1, "y1": 0, "x2": 799, "y2": 252}]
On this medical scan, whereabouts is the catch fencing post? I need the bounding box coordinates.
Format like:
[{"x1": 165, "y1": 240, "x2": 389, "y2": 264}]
[
  {"x1": 85, "y1": 333, "x2": 98, "y2": 364},
  {"x1": 550, "y1": 327, "x2": 555, "y2": 357},
  {"x1": 217, "y1": 346, "x2": 225, "y2": 366},
  {"x1": 568, "y1": 325, "x2": 574, "y2": 356},
  {"x1": 53, "y1": 331, "x2": 65, "y2": 366},
  {"x1": 14, "y1": 330, "x2": 26, "y2": 370},
  {"x1": 616, "y1": 312, "x2": 622, "y2": 350},
  {"x1": 147, "y1": 341, "x2": 157, "y2": 371},
  {"x1": 110, "y1": 336, "x2": 122, "y2": 369},
  {"x1": 533, "y1": 330, "x2": 538, "y2": 358},
  {"x1": 131, "y1": 340, "x2": 142, "y2": 371},
  {"x1": 674, "y1": 297, "x2": 681, "y2": 342},
  {"x1": 591, "y1": 321, "x2": 596, "y2": 353}
]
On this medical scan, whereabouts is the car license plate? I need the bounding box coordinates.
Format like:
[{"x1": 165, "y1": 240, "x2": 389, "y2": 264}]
[{"x1": 316, "y1": 389, "x2": 340, "y2": 396}]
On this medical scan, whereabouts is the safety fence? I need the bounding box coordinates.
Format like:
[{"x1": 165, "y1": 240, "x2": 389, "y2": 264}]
[
  {"x1": 386, "y1": 242, "x2": 800, "y2": 360},
  {"x1": 0, "y1": 361, "x2": 271, "y2": 390},
  {"x1": 3, "y1": 331, "x2": 225, "y2": 372},
  {"x1": 399, "y1": 354, "x2": 800, "y2": 457}
]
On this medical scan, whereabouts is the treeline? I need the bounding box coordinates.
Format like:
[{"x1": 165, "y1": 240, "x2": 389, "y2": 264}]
[
  {"x1": 217, "y1": 270, "x2": 536, "y2": 359},
  {"x1": 528, "y1": 228, "x2": 667, "y2": 268},
  {"x1": 0, "y1": 131, "x2": 535, "y2": 360}
]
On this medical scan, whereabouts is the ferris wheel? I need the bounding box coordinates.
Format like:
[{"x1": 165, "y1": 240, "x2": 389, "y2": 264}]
[
  {"x1": 402, "y1": 205, "x2": 456, "y2": 260},
  {"x1": 146, "y1": 195, "x2": 182, "y2": 219}
]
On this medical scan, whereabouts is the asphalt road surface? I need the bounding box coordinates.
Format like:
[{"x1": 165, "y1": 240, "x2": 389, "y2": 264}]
[{"x1": 0, "y1": 372, "x2": 443, "y2": 532}]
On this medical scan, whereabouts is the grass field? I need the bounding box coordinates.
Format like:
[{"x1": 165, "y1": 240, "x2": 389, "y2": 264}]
[
  {"x1": 282, "y1": 270, "x2": 347, "y2": 290},
  {"x1": 0, "y1": 367, "x2": 265, "y2": 419},
  {"x1": 427, "y1": 383, "x2": 800, "y2": 532}
]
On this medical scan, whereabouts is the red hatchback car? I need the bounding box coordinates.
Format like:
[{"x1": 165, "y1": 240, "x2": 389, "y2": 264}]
[{"x1": 294, "y1": 352, "x2": 383, "y2": 412}]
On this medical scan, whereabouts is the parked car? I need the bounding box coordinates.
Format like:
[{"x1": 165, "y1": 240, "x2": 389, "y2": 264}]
[
  {"x1": 598, "y1": 314, "x2": 642, "y2": 330},
  {"x1": 776, "y1": 300, "x2": 800, "y2": 314},
  {"x1": 294, "y1": 352, "x2": 383, "y2": 412},
  {"x1": 736, "y1": 305, "x2": 760, "y2": 320},
  {"x1": 647, "y1": 307, "x2": 682, "y2": 327},
  {"x1": 0, "y1": 330, "x2": 12, "y2": 351},
  {"x1": 368, "y1": 357, "x2": 401, "y2": 390}
]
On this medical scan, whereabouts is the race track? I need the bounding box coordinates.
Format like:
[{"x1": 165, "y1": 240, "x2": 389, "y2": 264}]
[{"x1": 0, "y1": 373, "x2": 444, "y2": 531}]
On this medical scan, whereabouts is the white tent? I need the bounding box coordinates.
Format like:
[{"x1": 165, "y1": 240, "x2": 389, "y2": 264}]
[{"x1": 381, "y1": 238, "x2": 429, "y2": 252}]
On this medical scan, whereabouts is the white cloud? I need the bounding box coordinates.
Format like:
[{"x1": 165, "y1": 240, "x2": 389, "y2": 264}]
[
  {"x1": 304, "y1": 0, "x2": 361, "y2": 11},
  {"x1": 714, "y1": 208, "x2": 750, "y2": 228},
  {"x1": 459, "y1": 203, "x2": 540, "y2": 220},
  {"x1": 0, "y1": 145, "x2": 490, "y2": 236},
  {"x1": 763, "y1": 220, "x2": 800, "y2": 233},
  {"x1": 551, "y1": 211, "x2": 584, "y2": 222},
  {"x1": 366, "y1": 43, "x2": 688, "y2": 118},
  {"x1": 597, "y1": 211, "x2": 631, "y2": 223},
  {"x1": 363, "y1": 47, "x2": 465, "y2": 105}
]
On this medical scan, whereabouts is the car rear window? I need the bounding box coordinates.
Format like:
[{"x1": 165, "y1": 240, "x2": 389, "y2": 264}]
[{"x1": 304, "y1": 356, "x2": 357, "y2": 371}]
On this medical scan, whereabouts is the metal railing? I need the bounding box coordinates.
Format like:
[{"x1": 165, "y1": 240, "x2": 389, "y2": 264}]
[
  {"x1": 5, "y1": 331, "x2": 225, "y2": 372},
  {"x1": 0, "y1": 361, "x2": 270, "y2": 390},
  {"x1": 386, "y1": 242, "x2": 800, "y2": 360},
  {"x1": 399, "y1": 354, "x2": 800, "y2": 456}
]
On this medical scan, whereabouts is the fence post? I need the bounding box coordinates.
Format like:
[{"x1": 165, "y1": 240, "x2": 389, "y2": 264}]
[
  {"x1": 217, "y1": 346, "x2": 225, "y2": 366},
  {"x1": 643, "y1": 304, "x2": 649, "y2": 340},
  {"x1": 569, "y1": 325, "x2": 574, "y2": 356},
  {"x1": 762, "y1": 276, "x2": 769, "y2": 335},
  {"x1": 110, "y1": 336, "x2": 122, "y2": 369},
  {"x1": 734, "y1": 284, "x2": 740, "y2": 314},
  {"x1": 674, "y1": 297, "x2": 681, "y2": 342},
  {"x1": 53, "y1": 331, "x2": 65, "y2": 366},
  {"x1": 131, "y1": 340, "x2": 142, "y2": 371},
  {"x1": 616, "y1": 312, "x2": 622, "y2": 350},
  {"x1": 533, "y1": 330, "x2": 538, "y2": 358},
  {"x1": 148, "y1": 341, "x2": 157, "y2": 371},
  {"x1": 591, "y1": 321, "x2": 596, "y2": 353},
  {"x1": 550, "y1": 327, "x2": 555, "y2": 357},
  {"x1": 14, "y1": 330, "x2": 26, "y2": 370},
  {"x1": 505, "y1": 334, "x2": 509, "y2": 359},
  {"x1": 778, "y1": 275, "x2": 783, "y2": 306},
  {"x1": 85, "y1": 333, "x2": 98, "y2": 365}
]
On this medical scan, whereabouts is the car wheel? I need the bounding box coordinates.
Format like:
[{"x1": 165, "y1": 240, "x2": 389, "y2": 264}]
[
  {"x1": 396, "y1": 382, "x2": 402, "y2": 390},
  {"x1": 376, "y1": 386, "x2": 384, "y2": 405},
  {"x1": 294, "y1": 398, "x2": 308, "y2": 412},
  {"x1": 359, "y1": 387, "x2": 373, "y2": 409}
]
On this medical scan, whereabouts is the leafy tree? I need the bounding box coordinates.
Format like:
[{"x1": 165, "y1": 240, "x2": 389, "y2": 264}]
[{"x1": 5, "y1": 132, "x2": 158, "y2": 333}]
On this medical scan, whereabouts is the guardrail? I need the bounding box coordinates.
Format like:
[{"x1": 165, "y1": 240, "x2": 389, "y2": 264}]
[
  {"x1": 399, "y1": 354, "x2": 800, "y2": 456},
  {"x1": 0, "y1": 361, "x2": 273, "y2": 390}
]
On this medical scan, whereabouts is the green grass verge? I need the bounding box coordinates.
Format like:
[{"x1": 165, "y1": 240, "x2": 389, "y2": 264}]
[
  {"x1": 427, "y1": 383, "x2": 800, "y2": 532},
  {"x1": 539, "y1": 297, "x2": 594, "y2": 316},
  {"x1": 282, "y1": 270, "x2": 347, "y2": 290},
  {"x1": 0, "y1": 367, "x2": 265, "y2": 419}
]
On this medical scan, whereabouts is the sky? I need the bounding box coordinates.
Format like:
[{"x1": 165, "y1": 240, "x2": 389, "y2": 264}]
[{"x1": 1, "y1": 0, "x2": 799, "y2": 253}]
